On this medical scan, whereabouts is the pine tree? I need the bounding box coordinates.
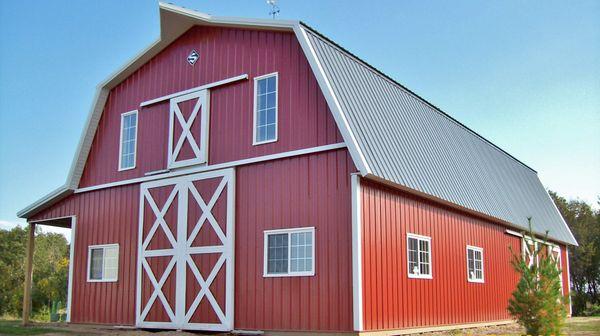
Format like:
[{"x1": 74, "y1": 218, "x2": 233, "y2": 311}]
[{"x1": 508, "y1": 218, "x2": 568, "y2": 335}]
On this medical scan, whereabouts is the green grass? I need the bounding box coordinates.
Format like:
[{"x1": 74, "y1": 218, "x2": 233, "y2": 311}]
[
  {"x1": 564, "y1": 317, "x2": 600, "y2": 334},
  {"x1": 0, "y1": 320, "x2": 66, "y2": 335}
]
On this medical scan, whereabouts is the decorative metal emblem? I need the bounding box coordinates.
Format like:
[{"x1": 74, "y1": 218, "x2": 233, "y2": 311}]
[{"x1": 187, "y1": 50, "x2": 199, "y2": 65}]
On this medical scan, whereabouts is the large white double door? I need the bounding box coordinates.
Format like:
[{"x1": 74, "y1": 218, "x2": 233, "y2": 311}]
[{"x1": 136, "y1": 169, "x2": 234, "y2": 331}]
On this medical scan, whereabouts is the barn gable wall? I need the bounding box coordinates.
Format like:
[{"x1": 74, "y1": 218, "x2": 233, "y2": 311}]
[{"x1": 79, "y1": 25, "x2": 343, "y2": 188}]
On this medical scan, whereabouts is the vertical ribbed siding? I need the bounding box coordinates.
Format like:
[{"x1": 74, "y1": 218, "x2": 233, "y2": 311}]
[
  {"x1": 303, "y1": 28, "x2": 576, "y2": 246},
  {"x1": 235, "y1": 148, "x2": 355, "y2": 332},
  {"x1": 360, "y1": 179, "x2": 523, "y2": 330},
  {"x1": 79, "y1": 26, "x2": 343, "y2": 188},
  {"x1": 29, "y1": 148, "x2": 355, "y2": 330},
  {"x1": 30, "y1": 185, "x2": 140, "y2": 325}
]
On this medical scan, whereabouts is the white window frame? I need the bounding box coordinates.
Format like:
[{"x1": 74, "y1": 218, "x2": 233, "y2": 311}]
[
  {"x1": 263, "y1": 227, "x2": 315, "y2": 277},
  {"x1": 466, "y1": 245, "x2": 485, "y2": 283},
  {"x1": 252, "y1": 72, "x2": 278, "y2": 145},
  {"x1": 118, "y1": 110, "x2": 138, "y2": 171},
  {"x1": 406, "y1": 233, "x2": 432, "y2": 279},
  {"x1": 87, "y1": 244, "x2": 119, "y2": 282}
]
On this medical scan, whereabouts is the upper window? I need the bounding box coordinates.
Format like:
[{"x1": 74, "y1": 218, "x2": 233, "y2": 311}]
[
  {"x1": 88, "y1": 244, "x2": 119, "y2": 282},
  {"x1": 467, "y1": 245, "x2": 484, "y2": 283},
  {"x1": 253, "y1": 73, "x2": 278, "y2": 145},
  {"x1": 263, "y1": 227, "x2": 314, "y2": 277},
  {"x1": 407, "y1": 233, "x2": 432, "y2": 279},
  {"x1": 119, "y1": 110, "x2": 138, "y2": 171}
]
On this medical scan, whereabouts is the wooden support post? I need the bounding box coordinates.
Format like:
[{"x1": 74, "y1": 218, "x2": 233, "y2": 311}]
[{"x1": 22, "y1": 223, "x2": 35, "y2": 326}]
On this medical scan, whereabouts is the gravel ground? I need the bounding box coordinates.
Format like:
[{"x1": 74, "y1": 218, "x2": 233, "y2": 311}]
[{"x1": 10, "y1": 317, "x2": 600, "y2": 335}]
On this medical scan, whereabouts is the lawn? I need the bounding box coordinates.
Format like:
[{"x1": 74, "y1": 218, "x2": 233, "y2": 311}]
[{"x1": 0, "y1": 320, "x2": 67, "y2": 335}]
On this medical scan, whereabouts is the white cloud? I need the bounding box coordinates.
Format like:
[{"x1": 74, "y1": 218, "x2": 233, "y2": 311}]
[
  {"x1": 0, "y1": 220, "x2": 24, "y2": 230},
  {"x1": 0, "y1": 219, "x2": 71, "y2": 242}
]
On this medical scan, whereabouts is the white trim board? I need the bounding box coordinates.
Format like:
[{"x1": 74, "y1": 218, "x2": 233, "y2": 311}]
[
  {"x1": 75, "y1": 143, "x2": 346, "y2": 194},
  {"x1": 140, "y1": 74, "x2": 247, "y2": 107},
  {"x1": 67, "y1": 217, "x2": 76, "y2": 322},
  {"x1": 351, "y1": 174, "x2": 363, "y2": 331},
  {"x1": 294, "y1": 25, "x2": 371, "y2": 176}
]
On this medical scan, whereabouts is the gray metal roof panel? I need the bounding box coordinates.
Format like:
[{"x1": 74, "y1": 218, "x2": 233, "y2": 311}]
[{"x1": 303, "y1": 28, "x2": 577, "y2": 245}]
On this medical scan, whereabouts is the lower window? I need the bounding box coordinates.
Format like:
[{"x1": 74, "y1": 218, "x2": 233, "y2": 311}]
[
  {"x1": 263, "y1": 227, "x2": 315, "y2": 277},
  {"x1": 87, "y1": 244, "x2": 119, "y2": 282},
  {"x1": 467, "y1": 245, "x2": 484, "y2": 283},
  {"x1": 407, "y1": 233, "x2": 432, "y2": 279}
]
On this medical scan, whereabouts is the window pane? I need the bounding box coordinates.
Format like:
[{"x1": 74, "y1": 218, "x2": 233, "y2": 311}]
[
  {"x1": 90, "y1": 248, "x2": 103, "y2": 280},
  {"x1": 266, "y1": 107, "x2": 276, "y2": 124},
  {"x1": 290, "y1": 231, "x2": 313, "y2": 273},
  {"x1": 267, "y1": 76, "x2": 276, "y2": 92},
  {"x1": 103, "y1": 246, "x2": 118, "y2": 280},
  {"x1": 266, "y1": 124, "x2": 276, "y2": 141},
  {"x1": 258, "y1": 94, "x2": 267, "y2": 111},
  {"x1": 257, "y1": 126, "x2": 266, "y2": 142},
  {"x1": 266, "y1": 92, "x2": 276, "y2": 109},
  {"x1": 258, "y1": 78, "x2": 267, "y2": 94},
  {"x1": 258, "y1": 109, "x2": 267, "y2": 125},
  {"x1": 267, "y1": 233, "x2": 288, "y2": 273}
]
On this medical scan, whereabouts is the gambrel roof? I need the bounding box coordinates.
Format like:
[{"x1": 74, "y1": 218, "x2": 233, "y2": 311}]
[{"x1": 18, "y1": 3, "x2": 577, "y2": 246}]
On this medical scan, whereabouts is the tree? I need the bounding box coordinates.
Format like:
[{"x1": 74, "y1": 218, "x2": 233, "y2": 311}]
[
  {"x1": 549, "y1": 191, "x2": 600, "y2": 315},
  {"x1": 508, "y1": 219, "x2": 567, "y2": 335},
  {"x1": 0, "y1": 226, "x2": 69, "y2": 317}
]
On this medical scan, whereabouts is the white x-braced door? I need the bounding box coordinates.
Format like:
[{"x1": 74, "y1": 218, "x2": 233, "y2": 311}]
[
  {"x1": 168, "y1": 90, "x2": 210, "y2": 169},
  {"x1": 136, "y1": 168, "x2": 234, "y2": 331}
]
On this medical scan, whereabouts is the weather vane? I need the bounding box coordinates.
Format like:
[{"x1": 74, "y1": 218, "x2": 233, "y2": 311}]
[{"x1": 267, "y1": 0, "x2": 280, "y2": 19}]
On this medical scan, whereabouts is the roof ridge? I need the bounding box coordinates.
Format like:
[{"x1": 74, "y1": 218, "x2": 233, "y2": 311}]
[{"x1": 300, "y1": 22, "x2": 537, "y2": 174}]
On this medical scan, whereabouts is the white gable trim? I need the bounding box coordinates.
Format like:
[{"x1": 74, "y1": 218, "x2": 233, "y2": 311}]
[{"x1": 294, "y1": 25, "x2": 371, "y2": 175}]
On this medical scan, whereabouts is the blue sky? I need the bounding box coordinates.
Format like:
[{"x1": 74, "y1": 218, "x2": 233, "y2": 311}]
[{"x1": 0, "y1": 0, "x2": 598, "y2": 237}]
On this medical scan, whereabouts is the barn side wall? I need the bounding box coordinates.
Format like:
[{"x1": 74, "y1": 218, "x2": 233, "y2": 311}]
[
  {"x1": 30, "y1": 148, "x2": 355, "y2": 331},
  {"x1": 359, "y1": 178, "x2": 570, "y2": 331}
]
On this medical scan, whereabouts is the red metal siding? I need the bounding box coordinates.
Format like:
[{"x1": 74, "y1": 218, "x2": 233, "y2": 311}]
[
  {"x1": 79, "y1": 26, "x2": 343, "y2": 188},
  {"x1": 30, "y1": 185, "x2": 140, "y2": 325},
  {"x1": 360, "y1": 179, "x2": 522, "y2": 331},
  {"x1": 30, "y1": 148, "x2": 355, "y2": 331},
  {"x1": 235, "y1": 148, "x2": 355, "y2": 332}
]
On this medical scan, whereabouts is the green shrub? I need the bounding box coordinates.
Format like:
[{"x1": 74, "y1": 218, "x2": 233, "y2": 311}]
[{"x1": 508, "y1": 219, "x2": 568, "y2": 336}]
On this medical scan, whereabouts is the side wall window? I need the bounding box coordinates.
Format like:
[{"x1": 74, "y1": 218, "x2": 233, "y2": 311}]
[
  {"x1": 87, "y1": 244, "x2": 119, "y2": 282},
  {"x1": 253, "y1": 73, "x2": 278, "y2": 145},
  {"x1": 263, "y1": 227, "x2": 314, "y2": 277},
  {"x1": 466, "y1": 245, "x2": 484, "y2": 283},
  {"x1": 119, "y1": 110, "x2": 138, "y2": 171},
  {"x1": 407, "y1": 233, "x2": 432, "y2": 279}
]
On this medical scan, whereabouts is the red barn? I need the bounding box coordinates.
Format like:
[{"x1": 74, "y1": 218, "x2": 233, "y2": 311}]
[{"x1": 18, "y1": 3, "x2": 577, "y2": 335}]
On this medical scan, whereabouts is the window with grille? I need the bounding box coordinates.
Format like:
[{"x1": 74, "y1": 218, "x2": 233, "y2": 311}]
[
  {"x1": 119, "y1": 110, "x2": 138, "y2": 170},
  {"x1": 407, "y1": 233, "x2": 432, "y2": 279},
  {"x1": 467, "y1": 245, "x2": 484, "y2": 283},
  {"x1": 264, "y1": 227, "x2": 314, "y2": 277},
  {"x1": 88, "y1": 244, "x2": 119, "y2": 282},
  {"x1": 253, "y1": 73, "x2": 278, "y2": 145}
]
